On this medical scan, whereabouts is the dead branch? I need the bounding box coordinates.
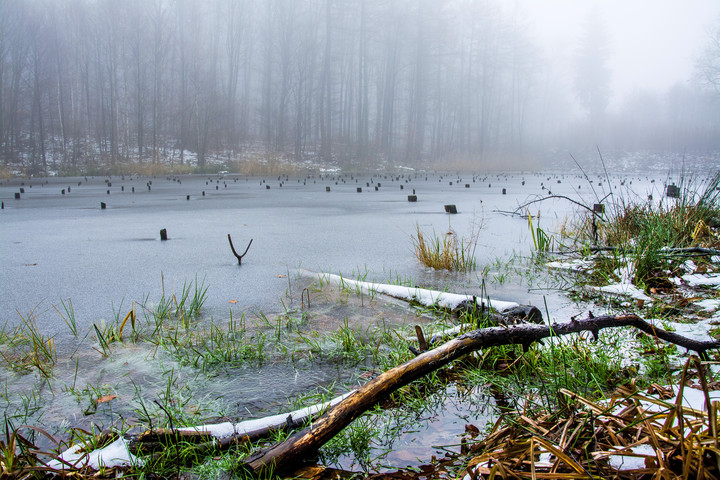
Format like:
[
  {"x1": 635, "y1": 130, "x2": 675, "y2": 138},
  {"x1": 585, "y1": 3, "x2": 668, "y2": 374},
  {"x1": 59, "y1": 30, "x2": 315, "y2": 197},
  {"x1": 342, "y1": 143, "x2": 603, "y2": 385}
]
[
  {"x1": 228, "y1": 234, "x2": 253, "y2": 265},
  {"x1": 244, "y1": 313, "x2": 720, "y2": 475},
  {"x1": 513, "y1": 194, "x2": 605, "y2": 218},
  {"x1": 550, "y1": 245, "x2": 720, "y2": 257}
]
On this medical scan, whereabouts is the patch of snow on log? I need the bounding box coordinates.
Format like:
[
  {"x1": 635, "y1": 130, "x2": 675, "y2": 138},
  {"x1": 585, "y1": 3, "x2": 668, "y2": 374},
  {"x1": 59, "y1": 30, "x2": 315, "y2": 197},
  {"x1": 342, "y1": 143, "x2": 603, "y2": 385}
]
[
  {"x1": 177, "y1": 391, "x2": 354, "y2": 439},
  {"x1": 50, "y1": 437, "x2": 143, "y2": 470},
  {"x1": 314, "y1": 272, "x2": 519, "y2": 312},
  {"x1": 51, "y1": 391, "x2": 354, "y2": 471}
]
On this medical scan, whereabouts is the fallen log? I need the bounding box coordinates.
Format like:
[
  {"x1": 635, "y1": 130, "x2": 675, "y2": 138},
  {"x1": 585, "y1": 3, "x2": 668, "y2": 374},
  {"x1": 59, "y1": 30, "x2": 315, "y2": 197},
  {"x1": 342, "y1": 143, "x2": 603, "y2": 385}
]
[
  {"x1": 51, "y1": 392, "x2": 353, "y2": 471},
  {"x1": 244, "y1": 313, "x2": 720, "y2": 475},
  {"x1": 305, "y1": 271, "x2": 520, "y2": 313}
]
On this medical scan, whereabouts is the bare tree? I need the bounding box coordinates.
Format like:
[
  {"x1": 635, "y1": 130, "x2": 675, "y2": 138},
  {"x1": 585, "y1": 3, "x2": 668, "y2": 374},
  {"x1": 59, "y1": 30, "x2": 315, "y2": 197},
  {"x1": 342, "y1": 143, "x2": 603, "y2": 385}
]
[
  {"x1": 573, "y1": 10, "x2": 612, "y2": 132},
  {"x1": 696, "y1": 16, "x2": 720, "y2": 95},
  {"x1": 2, "y1": 0, "x2": 715, "y2": 173}
]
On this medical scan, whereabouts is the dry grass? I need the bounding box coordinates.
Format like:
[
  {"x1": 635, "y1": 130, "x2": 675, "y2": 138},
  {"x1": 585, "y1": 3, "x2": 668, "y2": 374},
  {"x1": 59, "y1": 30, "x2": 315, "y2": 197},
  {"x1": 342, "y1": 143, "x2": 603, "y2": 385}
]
[
  {"x1": 229, "y1": 153, "x2": 306, "y2": 176},
  {"x1": 0, "y1": 165, "x2": 16, "y2": 179},
  {"x1": 412, "y1": 223, "x2": 478, "y2": 272},
  {"x1": 460, "y1": 357, "x2": 719, "y2": 480},
  {"x1": 110, "y1": 162, "x2": 198, "y2": 176}
]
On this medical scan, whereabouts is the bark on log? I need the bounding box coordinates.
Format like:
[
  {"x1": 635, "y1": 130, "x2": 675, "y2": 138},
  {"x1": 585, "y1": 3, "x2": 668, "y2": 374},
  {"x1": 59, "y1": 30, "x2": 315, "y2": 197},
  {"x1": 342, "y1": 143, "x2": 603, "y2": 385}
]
[{"x1": 244, "y1": 313, "x2": 720, "y2": 475}]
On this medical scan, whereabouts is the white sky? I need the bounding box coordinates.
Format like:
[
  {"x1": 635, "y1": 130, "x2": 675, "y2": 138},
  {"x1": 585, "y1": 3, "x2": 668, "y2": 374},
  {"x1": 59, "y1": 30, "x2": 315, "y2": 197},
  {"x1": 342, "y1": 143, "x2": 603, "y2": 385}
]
[{"x1": 515, "y1": 0, "x2": 720, "y2": 107}]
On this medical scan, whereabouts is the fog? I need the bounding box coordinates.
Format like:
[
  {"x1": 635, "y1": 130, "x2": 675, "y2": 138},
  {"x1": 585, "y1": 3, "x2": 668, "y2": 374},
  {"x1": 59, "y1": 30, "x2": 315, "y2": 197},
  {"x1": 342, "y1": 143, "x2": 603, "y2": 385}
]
[
  {"x1": 1, "y1": 0, "x2": 719, "y2": 174},
  {"x1": 520, "y1": 0, "x2": 719, "y2": 104}
]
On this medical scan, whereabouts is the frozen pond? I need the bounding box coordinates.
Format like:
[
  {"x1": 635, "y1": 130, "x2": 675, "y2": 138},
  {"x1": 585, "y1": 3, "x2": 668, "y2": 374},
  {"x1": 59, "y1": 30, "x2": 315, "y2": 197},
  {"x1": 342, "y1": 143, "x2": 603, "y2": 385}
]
[
  {"x1": 2, "y1": 171, "x2": 665, "y2": 335},
  {"x1": 0, "y1": 170, "x2": 667, "y2": 467}
]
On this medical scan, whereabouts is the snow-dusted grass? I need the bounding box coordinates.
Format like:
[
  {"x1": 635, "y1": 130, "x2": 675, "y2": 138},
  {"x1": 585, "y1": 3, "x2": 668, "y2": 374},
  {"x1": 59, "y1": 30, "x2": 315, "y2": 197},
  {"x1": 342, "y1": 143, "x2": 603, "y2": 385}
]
[{"x1": 561, "y1": 171, "x2": 720, "y2": 293}]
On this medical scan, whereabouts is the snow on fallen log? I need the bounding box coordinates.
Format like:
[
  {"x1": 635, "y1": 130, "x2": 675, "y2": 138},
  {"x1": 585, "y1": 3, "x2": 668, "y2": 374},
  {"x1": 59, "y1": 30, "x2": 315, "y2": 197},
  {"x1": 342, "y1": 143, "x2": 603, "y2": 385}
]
[
  {"x1": 173, "y1": 390, "x2": 354, "y2": 443},
  {"x1": 49, "y1": 436, "x2": 143, "y2": 471},
  {"x1": 309, "y1": 271, "x2": 519, "y2": 312},
  {"x1": 50, "y1": 391, "x2": 354, "y2": 471}
]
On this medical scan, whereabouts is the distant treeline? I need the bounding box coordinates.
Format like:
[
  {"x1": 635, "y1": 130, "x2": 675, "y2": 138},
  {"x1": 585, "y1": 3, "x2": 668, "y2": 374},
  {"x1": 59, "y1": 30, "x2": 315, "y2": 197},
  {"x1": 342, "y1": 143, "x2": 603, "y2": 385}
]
[{"x1": 1, "y1": 0, "x2": 718, "y2": 174}]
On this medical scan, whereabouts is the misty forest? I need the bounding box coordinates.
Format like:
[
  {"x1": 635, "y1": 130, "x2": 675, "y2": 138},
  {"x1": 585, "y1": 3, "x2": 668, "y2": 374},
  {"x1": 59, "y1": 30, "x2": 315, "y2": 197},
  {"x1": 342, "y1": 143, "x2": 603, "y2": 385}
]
[{"x1": 2, "y1": 0, "x2": 719, "y2": 175}]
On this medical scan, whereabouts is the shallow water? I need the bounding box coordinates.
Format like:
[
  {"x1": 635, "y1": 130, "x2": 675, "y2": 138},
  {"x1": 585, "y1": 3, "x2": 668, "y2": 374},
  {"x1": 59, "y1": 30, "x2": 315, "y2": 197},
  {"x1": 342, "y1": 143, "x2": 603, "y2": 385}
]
[{"x1": 0, "y1": 170, "x2": 666, "y2": 467}]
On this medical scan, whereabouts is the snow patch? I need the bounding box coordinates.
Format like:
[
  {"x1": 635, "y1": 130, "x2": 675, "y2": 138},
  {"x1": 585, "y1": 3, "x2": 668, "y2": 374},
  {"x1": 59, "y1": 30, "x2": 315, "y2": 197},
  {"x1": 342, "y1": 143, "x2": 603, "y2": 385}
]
[
  {"x1": 536, "y1": 452, "x2": 554, "y2": 468},
  {"x1": 607, "y1": 443, "x2": 656, "y2": 470},
  {"x1": 660, "y1": 316, "x2": 718, "y2": 343},
  {"x1": 546, "y1": 259, "x2": 594, "y2": 271},
  {"x1": 681, "y1": 273, "x2": 720, "y2": 287},
  {"x1": 695, "y1": 298, "x2": 720, "y2": 312},
  {"x1": 591, "y1": 282, "x2": 653, "y2": 302},
  {"x1": 681, "y1": 260, "x2": 697, "y2": 273},
  {"x1": 614, "y1": 261, "x2": 635, "y2": 284}
]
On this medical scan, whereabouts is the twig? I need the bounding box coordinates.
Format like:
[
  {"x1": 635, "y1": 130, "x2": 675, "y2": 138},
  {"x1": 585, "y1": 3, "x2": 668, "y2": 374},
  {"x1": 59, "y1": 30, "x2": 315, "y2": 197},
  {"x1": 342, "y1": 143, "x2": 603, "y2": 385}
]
[
  {"x1": 569, "y1": 152, "x2": 601, "y2": 204},
  {"x1": 228, "y1": 234, "x2": 253, "y2": 265},
  {"x1": 514, "y1": 194, "x2": 602, "y2": 218}
]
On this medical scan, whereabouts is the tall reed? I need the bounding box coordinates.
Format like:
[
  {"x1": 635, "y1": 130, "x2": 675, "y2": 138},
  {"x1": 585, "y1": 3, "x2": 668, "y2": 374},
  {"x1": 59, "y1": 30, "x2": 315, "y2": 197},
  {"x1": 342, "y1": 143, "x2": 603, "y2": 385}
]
[{"x1": 412, "y1": 223, "x2": 477, "y2": 272}]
